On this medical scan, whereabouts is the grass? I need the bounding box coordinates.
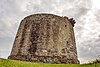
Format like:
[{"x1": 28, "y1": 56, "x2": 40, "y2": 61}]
[{"x1": 0, "y1": 58, "x2": 100, "y2": 67}]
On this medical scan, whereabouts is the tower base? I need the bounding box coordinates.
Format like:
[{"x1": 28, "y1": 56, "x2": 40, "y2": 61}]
[{"x1": 8, "y1": 55, "x2": 79, "y2": 64}]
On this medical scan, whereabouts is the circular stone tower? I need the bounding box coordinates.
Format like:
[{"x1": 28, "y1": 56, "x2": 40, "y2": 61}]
[{"x1": 8, "y1": 13, "x2": 79, "y2": 64}]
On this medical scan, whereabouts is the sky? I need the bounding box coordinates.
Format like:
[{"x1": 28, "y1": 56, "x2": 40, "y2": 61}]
[{"x1": 0, "y1": 0, "x2": 100, "y2": 64}]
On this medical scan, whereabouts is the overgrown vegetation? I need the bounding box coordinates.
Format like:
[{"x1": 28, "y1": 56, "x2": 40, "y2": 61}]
[{"x1": 0, "y1": 58, "x2": 100, "y2": 67}]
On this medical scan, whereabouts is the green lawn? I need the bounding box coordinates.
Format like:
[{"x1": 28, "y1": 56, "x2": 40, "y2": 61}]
[{"x1": 0, "y1": 58, "x2": 100, "y2": 67}]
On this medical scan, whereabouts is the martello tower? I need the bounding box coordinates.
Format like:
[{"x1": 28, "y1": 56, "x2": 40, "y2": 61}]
[{"x1": 8, "y1": 13, "x2": 79, "y2": 64}]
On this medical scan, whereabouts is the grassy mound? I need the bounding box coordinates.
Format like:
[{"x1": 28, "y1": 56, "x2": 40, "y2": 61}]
[{"x1": 0, "y1": 58, "x2": 100, "y2": 67}]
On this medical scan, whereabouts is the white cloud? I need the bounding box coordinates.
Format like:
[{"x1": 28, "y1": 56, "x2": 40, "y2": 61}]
[{"x1": 92, "y1": 0, "x2": 100, "y2": 9}]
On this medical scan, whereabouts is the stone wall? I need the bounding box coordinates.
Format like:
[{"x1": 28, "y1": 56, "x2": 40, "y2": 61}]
[{"x1": 8, "y1": 13, "x2": 79, "y2": 64}]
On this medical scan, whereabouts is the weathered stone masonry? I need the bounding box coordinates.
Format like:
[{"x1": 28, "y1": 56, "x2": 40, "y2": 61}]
[{"x1": 8, "y1": 13, "x2": 79, "y2": 64}]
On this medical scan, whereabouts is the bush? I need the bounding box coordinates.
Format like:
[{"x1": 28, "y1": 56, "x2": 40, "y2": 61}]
[{"x1": 92, "y1": 59, "x2": 100, "y2": 63}]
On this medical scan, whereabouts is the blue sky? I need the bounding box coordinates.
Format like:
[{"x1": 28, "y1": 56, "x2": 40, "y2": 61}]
[{"x1": 0, "y1": 0, "x2": 100, "y2": 64}]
